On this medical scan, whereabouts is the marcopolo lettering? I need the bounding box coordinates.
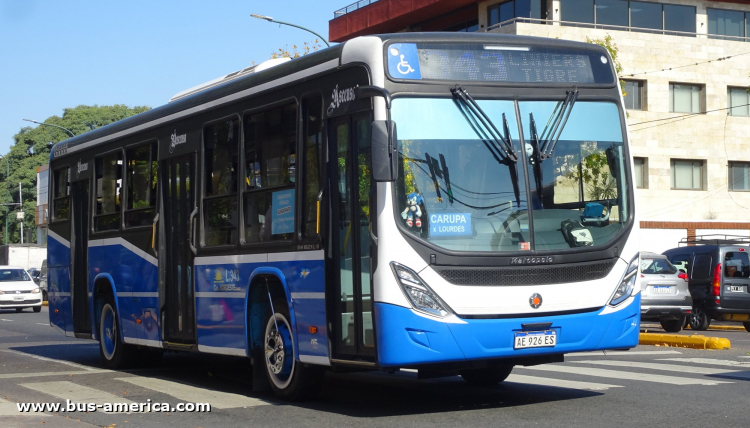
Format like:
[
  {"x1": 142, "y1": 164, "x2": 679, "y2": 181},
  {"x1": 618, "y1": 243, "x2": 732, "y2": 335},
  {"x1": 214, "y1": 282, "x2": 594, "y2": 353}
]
[
  {"x1": 169, "y1": 129, "x2": 187, "y2": 153},
  {"x1": 510, "y1": 257, "x2": 555, "y2": 265},
  {"x1": 327, "y1": 84, "x2": 357, "y2": 116},
  {"x1": 76, "y1": 159, "x2": 88, "y2": 178}
]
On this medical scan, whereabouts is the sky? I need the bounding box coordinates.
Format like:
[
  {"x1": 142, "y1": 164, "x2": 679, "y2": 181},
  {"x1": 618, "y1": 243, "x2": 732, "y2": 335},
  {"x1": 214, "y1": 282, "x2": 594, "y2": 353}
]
[{"x1": 0, "y1": 0, "x2": 347, "y2": 155}]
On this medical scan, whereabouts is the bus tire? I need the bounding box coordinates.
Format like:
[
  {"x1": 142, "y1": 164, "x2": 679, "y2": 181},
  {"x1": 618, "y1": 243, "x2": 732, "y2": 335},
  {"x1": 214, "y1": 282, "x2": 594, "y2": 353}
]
[
  {"x1": 98, "y1": 300, "x2": 136, "y2": 369},
  {"x1": 263, "y1": 300, "x2": 325, "y2": 401},
  {"x1": 460, "y1": 365, "x2": 514, "y2": 386},
  {"x1": 689, "y1": 304, "x2": 710, "y2": 331}
]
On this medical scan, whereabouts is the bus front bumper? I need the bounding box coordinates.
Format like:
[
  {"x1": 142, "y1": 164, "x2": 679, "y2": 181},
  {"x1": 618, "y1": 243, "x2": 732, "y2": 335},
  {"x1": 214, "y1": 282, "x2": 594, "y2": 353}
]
[{"x1": 374, "y1": 293, "x2": 640, "y2": 367}]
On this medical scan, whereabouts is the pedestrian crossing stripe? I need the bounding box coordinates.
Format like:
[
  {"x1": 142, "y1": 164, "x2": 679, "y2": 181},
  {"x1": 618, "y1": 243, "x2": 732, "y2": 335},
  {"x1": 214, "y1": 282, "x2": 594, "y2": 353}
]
[
  {"x1": 517, "y1": 364, "x2": 732, "y2": 385},
  {"x1": 20, "y1": 381, "x2": 133, "y2": 414},
  {"x1": 657, "y1": 358, "x2": 750, "y2": 368},
  {"x1": 566, "y1": 350, "x2": 683, "y2": 357},
  {"x1": 506, "y1": 374, "x2": 621, "y2": 391},
  {"x1": 115, "y1": 377, "x2": 270, "y2": 409},
  {"x1": 570, "y1": 360, "x2": 750, "y2": 378}
]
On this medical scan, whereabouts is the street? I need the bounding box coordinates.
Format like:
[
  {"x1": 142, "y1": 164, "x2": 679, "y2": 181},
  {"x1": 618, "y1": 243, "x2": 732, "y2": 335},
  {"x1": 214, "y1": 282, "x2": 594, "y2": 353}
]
[{"x1": 0, "y1": 307, "x2": 747, "y2": 427}]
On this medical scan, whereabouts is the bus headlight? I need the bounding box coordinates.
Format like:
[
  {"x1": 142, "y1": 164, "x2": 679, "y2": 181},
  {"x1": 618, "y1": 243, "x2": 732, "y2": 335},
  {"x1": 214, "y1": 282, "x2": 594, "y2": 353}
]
[
  {"x1": 609, "y1": 253, "x2": 639, "y2": 307},
  {"x1": 390, "y1": 262, "x2": 453, "y2": 318}
]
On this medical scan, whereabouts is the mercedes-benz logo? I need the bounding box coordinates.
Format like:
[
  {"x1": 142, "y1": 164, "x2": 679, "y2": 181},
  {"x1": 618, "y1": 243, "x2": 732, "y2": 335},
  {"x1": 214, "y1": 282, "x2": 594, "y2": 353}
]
[{"x1": 529, "y1": 293, "x2": 542, "y2": 309}]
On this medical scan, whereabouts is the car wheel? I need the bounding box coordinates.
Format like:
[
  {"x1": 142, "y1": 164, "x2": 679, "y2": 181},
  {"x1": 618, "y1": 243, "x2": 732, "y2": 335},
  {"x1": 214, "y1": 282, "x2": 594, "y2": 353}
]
[
  {"x1": 660, "y1": 318, "x2": 683, "y2": 333},
  {"x1": 689, "y1": 305, "x2": 711, "y2": 331},
  {"x1": 460, "y1": 365, "x2": 514, "y2": 386},
  {"x1": 15, "y1": 308, "x2": 23, "y2": 313},
  {"x1": 99, "y1": 300, "x2": 137, "y2": 369},
  {"x1": 33, "y1": 306, "x2": 42, "y2": 313},
  {"x1": 263, "y1": 299, "x2": 325, "y2": 401},
  {"x1": 743, "y1": 321, "x2": 750, "y2": 333}
]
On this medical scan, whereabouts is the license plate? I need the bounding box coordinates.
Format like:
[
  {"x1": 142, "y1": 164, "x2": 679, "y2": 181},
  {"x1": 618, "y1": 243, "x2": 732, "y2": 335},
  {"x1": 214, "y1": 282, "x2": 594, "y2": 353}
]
[
  {"x1": 514, "y1": 330, "x2": 557, "y2": 349},
  {"x1": 13, "y1": 296, "x2": 23, "y2": 301},
  {"x1": 729, "y1": 285, "x2": 746, "y2": 293},
  {"x1": 652, "y1": 286, "x2": 672, "y2": 294}
]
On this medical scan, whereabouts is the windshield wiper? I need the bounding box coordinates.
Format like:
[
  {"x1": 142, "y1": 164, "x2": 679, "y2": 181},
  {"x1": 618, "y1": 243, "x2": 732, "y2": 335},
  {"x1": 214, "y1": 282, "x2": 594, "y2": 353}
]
[
  {"x1": 451, "y1": 85, "x2": 521, "y2": 208},
  {"x1": 528, "y1": 86, "x2": 579, "y2": 206}
]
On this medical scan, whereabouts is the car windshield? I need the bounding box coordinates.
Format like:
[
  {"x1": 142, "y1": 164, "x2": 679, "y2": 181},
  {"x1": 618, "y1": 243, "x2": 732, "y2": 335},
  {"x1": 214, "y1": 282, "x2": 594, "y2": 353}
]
[
  {"x1": 0, "y1": 269, "x2": 31, "y2": 281},
  {"x1": 392, "y1": 98, "x2": 631, "y2": 253},
  {"x1": 640, "y1": 258, "x2": 677, "y2": 275}
]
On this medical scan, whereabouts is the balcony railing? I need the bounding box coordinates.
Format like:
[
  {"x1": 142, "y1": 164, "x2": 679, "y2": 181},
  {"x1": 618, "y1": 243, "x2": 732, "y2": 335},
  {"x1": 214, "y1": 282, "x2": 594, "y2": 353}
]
[
  {"x1": 333, "y1": 0, "x2": 380, "y2": 18},
  {"x1": 486, "y1": 17, "x2": 750, "y2": 42}
]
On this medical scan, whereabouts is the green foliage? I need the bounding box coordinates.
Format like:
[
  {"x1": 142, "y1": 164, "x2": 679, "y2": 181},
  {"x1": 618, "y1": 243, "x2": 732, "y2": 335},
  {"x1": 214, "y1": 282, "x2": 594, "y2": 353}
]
[
  {"x1": 3, "y1": 104, "x2": 149, "y2": 243},
  {"x1": 565, "y1": 148, "x2": 617, "y2": 202},
  {"x1": 586, "y1": 34, "x2": 626, "y2": 98}
]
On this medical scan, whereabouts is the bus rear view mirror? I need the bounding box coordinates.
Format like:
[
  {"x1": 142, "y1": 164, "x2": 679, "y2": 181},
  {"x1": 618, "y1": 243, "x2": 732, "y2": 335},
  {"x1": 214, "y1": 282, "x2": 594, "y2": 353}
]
[{"x1": 372, "y1": 120, "x2": 398, "y2": 182}]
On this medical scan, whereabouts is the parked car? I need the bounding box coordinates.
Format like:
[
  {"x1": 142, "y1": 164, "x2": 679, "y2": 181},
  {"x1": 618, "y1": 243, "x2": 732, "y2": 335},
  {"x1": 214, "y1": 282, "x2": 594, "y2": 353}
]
[
  {"x1": 663, "y1": 239, "x2": 750, "y2": 332},
  {"x1": 27, "y1": 268, "x2": 41, "y2": 285},
  {"x1": 639, "y1": 252, "x2": 692, "y2": 332},
  {"x1": 0, "y1": 266, "x2": 43, "y2": 312},
  {"x1": 39, "y1": 260, "x2": 47, "y2": 302}
]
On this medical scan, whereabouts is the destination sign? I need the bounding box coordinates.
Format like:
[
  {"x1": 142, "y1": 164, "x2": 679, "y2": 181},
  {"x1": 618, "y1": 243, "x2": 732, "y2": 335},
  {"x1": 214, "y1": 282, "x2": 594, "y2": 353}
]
[{"x1": 387, "y1": 43, "x2": 614, "y2": 85}]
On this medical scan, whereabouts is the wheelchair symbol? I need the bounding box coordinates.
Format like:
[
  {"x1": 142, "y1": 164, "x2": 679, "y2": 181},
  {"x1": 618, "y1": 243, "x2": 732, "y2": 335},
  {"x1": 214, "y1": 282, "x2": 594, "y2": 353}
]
[{"x1": 396, "y1": 54, "x2": 415, "y2": 75}]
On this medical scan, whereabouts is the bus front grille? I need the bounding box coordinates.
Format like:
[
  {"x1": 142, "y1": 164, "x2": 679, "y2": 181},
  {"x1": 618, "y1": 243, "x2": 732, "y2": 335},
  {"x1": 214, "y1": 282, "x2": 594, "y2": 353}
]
[{"x1": 436, "y1": 259, "x2": 618, "y2": 286}]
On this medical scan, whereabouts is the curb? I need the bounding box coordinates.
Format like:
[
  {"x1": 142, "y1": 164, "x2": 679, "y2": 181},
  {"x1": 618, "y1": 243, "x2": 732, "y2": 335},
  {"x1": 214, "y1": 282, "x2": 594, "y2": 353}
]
[
  {"x1": 42, "y1": 301, "x2": 48, "y2": 307},
  {"x1": 639, "y1": 332, "x2": 731, "y2": 350}
]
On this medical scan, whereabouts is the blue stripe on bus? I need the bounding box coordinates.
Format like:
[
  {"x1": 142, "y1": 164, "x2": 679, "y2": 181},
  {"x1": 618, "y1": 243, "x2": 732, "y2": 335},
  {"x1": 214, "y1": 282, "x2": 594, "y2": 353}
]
[{"x1": 374, "y1": 294, "x2": 641, "y2": 367}]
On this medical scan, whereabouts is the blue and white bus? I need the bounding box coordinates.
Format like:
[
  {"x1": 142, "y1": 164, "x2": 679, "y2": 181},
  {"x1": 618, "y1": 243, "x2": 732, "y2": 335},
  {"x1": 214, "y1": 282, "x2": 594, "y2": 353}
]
[{"x1": 48, "y1": 33, "x2": 641, "y2": 400}]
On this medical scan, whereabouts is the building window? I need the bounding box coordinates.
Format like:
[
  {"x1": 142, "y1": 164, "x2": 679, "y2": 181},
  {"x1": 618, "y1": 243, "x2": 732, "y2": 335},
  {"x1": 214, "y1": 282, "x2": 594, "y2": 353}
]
[
  {"x1": 630, "y1": 1, "x2": 662, "y2": 33},
  {"x1": 203, "y1": 116, "x2": 240, "y2": 247},
  {"x1": 634, "y1": 157, "x2": 647, "y2": 189},
  {"x1": 444, "y1": 18, "x2": 479, "y2": 32},
  {"x1": 708, "y1": 8, "x2": 747, "y2": 41},
  {"x1": 728, "y1": 87, "x2": 750, "y2": 117},
  {"x1": 125, "y1": 141, "x2": 157, "y2": 227},
  {"x1": 663, "y1": 4, "x2": 696, "y2": 35},
  {"x1": 488, "y1": 0, "x2": 547, "y2": 27},
  {"x1": 669, "y1": 83, "x2": 703, "y2": 114},
  {"x1": 94, "y1": 151, "x2": 123, "y2": 232},
  {"x1": 595, "y1": 0, "x2": 627, "y2": 27},
  {"x1": 729, "y1": 162, "x2": 750, "y2": 191},
  {"x1": 560, "y1": 1, "x2": 696, "y2": 36},
  {"x1": 671, "y1": 159, "x2": 704, "y2": 190},
  {"x1": 623, "y1": 80, "x2": 644, "y2": 110}
]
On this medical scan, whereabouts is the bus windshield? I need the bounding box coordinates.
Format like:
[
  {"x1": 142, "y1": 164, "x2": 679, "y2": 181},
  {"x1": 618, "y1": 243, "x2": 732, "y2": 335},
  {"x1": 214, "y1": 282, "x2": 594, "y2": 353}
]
[{"x1": 393, "y1": 98, "x2": 630, "y2": 253}]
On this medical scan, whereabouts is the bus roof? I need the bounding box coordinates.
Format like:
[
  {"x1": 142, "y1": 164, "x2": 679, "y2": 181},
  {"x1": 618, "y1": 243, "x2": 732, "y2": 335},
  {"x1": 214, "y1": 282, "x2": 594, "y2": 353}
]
[{"x1": 49, "y1": 33, "x2": 609, "y2": 160}]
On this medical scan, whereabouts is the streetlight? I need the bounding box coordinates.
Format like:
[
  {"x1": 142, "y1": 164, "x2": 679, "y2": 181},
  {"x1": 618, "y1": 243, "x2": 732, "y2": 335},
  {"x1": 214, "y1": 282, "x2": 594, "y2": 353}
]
[
  {"x1": 0, "y1": 155, "x2": 8, "y2": 245},
  {"x1": 22, "y1": 119, "x2": 76, "y2": 138},
  {"x1": 250, "y1": 14, "x2": 330, "y2": 47}
]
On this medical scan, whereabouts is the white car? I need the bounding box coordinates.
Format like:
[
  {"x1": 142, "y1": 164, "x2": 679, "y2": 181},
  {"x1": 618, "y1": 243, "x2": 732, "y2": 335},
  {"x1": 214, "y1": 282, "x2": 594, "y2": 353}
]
[{"x1": 0, "y1": 266, "x2": 43, "y2": 312}]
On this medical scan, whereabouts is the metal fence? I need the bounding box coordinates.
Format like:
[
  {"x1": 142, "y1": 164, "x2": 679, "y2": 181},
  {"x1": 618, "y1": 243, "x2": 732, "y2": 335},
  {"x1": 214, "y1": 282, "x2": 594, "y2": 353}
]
[{"x1": 333, "y1": 0, "x2": 380, "y2": 18}]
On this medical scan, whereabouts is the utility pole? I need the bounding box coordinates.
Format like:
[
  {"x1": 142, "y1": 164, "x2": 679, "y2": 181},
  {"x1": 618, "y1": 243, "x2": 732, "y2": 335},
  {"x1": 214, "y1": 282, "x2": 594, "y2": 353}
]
[{"x1": 18, "y1": 183, "x2": 23, "y2": 244}]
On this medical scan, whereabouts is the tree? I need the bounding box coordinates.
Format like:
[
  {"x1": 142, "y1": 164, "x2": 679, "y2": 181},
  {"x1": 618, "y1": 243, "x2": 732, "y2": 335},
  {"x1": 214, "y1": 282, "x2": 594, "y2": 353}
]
[
  {"x1": 270, "y1": 40, "x2": 323, "y2": 60},
  {"x1": 4, "y1": 104, "x2": 149, "y2": 243}
]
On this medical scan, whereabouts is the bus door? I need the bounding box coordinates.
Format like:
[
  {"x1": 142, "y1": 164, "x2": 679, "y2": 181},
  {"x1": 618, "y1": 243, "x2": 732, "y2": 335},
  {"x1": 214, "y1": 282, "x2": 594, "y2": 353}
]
[
  {"x1": 160, "y1": 154, "x2": 197, "y2": 344},
  {"x1": 328, "y1": 113, "x2": 375, "y2": 359},
  {"x1": 70, "y1": 180, "x2": 91, "y2": 334}
]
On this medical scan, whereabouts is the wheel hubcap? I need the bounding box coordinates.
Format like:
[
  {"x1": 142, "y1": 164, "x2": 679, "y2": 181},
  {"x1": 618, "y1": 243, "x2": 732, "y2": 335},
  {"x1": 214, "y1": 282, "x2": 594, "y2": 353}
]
[
  {"x1": 101, "y1": 305, "x2": 116, "y2": 360},
  {"x1": 264, "y1": 314, "x2": 295, "y2": 389}
]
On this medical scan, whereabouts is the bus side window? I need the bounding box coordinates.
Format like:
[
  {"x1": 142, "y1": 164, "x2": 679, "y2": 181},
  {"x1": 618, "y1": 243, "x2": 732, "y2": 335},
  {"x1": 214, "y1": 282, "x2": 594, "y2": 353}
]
[
  {"x1": 52, "y1": 167, "x2": 71, "y2": 221},
  {"x1": 243, "y1": 102, "x2": 297, "y2": 243},
  {"x1": 94, "y1": 151, "x2": 123, "y2": 232},
  {"x1": 301, "y1": 95, "x2": 323, "y2": 240},
  {"x1": 125, "y1": 141, "x2": 158, "y2": 227},
  {"x1": 203, "y1": 117, "x2": 240, "y2": 247}
]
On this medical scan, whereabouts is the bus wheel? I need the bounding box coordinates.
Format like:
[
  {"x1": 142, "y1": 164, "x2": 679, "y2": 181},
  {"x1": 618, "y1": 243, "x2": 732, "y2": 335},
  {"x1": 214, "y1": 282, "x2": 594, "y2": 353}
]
[
  {"x1": 460, "y1": 365, "x2": 514, "y2": 386},
  {"x1": 99, "y1": 301, "x2": 135, "y2": 369},
  {"x1": 689, "y1": 305, "x2": 710, "y2": 331},
  {"x1": 263, "y1": 302, "x2": 324, "y2": 401}
]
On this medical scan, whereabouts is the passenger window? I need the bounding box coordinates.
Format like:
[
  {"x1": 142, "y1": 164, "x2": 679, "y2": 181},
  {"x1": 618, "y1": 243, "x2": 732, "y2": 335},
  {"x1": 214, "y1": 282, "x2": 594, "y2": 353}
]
[
  {"x1": 203, "y1": 117, "x2": 240, "y2": 246},
  {"x1": 692, "y1": 254, "x2": 712, "y2": 279},
  {"x1": 243, "y1": 103, "x2": 297, "y2": 243},
  {"x1": 724, "y1": 252, "x2": 750, "y2": 278},
  {"x1": 52, "y1": 167, "x2": 70, "y2": 221},
  {"x1": 94, "y1": 152, "x2": 123, "y2": 231},
  {"x1": 301, "y1": 95, "x2": 323, "y2": 239},
  {"x1": 125, "y1": 142, "x2": 158, "y2": 227}
]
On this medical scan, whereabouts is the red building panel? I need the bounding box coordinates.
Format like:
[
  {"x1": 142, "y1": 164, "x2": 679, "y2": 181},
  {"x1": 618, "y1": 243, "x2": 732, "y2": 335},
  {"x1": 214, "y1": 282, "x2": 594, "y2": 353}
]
[{"x1": 330, "y1": 0, "x2": 480, "y2": 42}]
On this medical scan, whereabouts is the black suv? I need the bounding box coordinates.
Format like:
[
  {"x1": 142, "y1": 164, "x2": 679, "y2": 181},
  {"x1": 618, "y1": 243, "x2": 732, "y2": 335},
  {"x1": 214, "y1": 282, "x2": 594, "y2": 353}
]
[{"x1": 663, "y1": 236, "x2": 750, "y2": 332}]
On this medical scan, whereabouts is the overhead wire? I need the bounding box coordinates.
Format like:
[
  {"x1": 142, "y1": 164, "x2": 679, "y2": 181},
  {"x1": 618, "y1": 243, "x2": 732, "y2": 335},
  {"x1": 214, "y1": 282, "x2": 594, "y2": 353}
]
[
  {"x1": 629, "y1": 103, "x2": 750, "y2": 131},
  {"x1": 625, "y1": 50, "x2": 750, "y2": 77}
]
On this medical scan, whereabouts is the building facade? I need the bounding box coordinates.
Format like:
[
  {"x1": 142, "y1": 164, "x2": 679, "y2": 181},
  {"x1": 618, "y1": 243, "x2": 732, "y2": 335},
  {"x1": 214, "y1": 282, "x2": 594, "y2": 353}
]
[{"x1": 330, "y1": 0, "x2": 750, "y2": 253}]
